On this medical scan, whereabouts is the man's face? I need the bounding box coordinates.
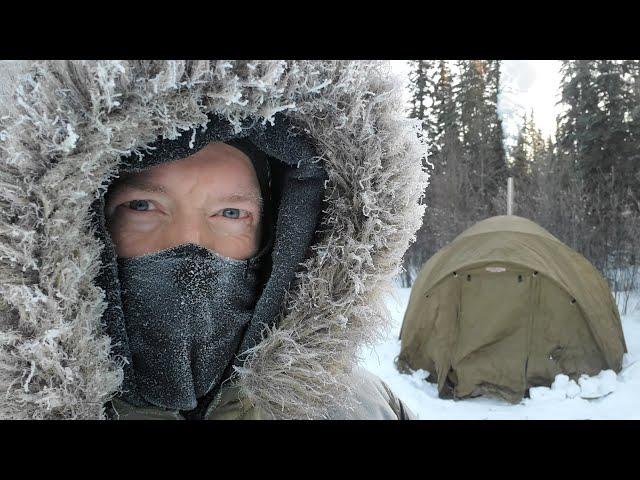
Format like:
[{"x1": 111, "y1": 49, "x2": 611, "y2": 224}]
[{"x1": 105, "y1": 142, "x2": 262, "y2": 260}]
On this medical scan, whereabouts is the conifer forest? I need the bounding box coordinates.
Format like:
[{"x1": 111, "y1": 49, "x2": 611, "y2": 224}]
[{"x1": 401, "y1": 60, "x2": 640, "y2": 313}]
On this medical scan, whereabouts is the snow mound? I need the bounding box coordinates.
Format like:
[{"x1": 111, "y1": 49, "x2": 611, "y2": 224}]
[
  {"x1": 529, "y1": 371, "x2": 616, "y2": 402},
  {"x1": 578, "y1": 370, "x2": 617, "y2": 398}
]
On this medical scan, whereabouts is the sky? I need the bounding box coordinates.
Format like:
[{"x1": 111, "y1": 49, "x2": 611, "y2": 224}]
[{"x1": 389, "y1": 60, "x2": 563, "y2": 149}]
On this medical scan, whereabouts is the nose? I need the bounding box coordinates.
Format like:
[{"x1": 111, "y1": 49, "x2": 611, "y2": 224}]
[{"x1": 166, "y1": 214, "x2": 209, "y2": 251}]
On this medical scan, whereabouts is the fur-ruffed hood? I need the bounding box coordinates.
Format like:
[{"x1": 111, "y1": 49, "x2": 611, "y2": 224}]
[{"x1": 0, "y1": 60, "x2": 427, "y2": 419}]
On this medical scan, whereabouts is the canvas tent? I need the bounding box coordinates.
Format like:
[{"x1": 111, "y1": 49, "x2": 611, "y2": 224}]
[{"x1": 396, "y1": 215, "x2": 627, "y2": 403}]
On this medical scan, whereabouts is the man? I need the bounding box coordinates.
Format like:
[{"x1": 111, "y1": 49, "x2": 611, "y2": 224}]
[
  {"x1": 104, "y1": 142, "x2": 264, "y2": 260},
  {"x1": 0, "y1": 61, "x2": 427, "y2": 419}
]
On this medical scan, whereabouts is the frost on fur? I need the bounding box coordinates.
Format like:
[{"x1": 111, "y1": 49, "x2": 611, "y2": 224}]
[{"x1": 0, "y1": 60, "x2": 427, "y2": 419}]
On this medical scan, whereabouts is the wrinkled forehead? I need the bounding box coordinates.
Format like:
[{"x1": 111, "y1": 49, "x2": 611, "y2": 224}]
[{"x1": 109, "y1": 141, "x2": 261, "y2": 196}]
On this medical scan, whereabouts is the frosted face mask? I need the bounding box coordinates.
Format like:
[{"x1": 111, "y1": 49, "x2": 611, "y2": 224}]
[{"x1": 116, "y1": 242, "x2": 265, "y2": 411}]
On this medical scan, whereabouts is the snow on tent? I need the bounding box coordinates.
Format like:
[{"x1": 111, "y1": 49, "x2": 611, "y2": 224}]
[{"x1": 396, "y1": 215, "x2": 627, "y2": 403}]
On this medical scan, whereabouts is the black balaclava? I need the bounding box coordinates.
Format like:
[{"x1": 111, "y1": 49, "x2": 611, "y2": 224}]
[
  {"x1": 116, "y1": 243, "x2": 269, "y2": 411},
  {"x1": 225, "y1": 138, "x2": 274, "y2": 252}
]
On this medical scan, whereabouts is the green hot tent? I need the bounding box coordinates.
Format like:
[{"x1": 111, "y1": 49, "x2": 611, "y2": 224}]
[{"x1": 396, "y1": 215, "x2": 627, "y2": 403}]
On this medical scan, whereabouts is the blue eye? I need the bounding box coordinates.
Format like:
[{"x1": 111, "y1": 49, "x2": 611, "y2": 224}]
[
  {"x1": 222, "y1": 208, "x2": 241, "y2": 219},
  {"x1": 127, "y1": 200, "x2": 152, "y2": 211}
]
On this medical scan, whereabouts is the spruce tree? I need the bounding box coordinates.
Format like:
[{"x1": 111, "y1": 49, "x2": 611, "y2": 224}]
[
  {"x1": 432, "y1": 60, "x2": 459, "y2": 154},
  {"x1": 558, "y1": 61, "x2": 606, "y2": 196},
  {"x1": 456, "y1": 60, "x2": 507, "y2": 215},
  {"x1": 484, "y1": 60, "x2": 508, "y2": 205},
  {"x1": 556, "y1": 60, "x2": 640, "y2": 274},
  {"x1": 456, "y1": 60, "x2": 487, "y2": 198},
  {"x1": 408, "y1": 60, "x2": 438, "y2": 156},
  {"x1": 510, "y1": 113, "x2": 531, "y2": 186},
  {"x1": 509, "y1": 112, "x2": 546, "y2": 218},
  {"x1": 409, "y1": 60, "x2": 429, "y2": 120}
]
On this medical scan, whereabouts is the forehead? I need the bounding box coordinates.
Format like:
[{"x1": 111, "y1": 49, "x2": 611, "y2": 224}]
[{"x1": 115, "y1": 142, "x2": 260, "y2": 193}]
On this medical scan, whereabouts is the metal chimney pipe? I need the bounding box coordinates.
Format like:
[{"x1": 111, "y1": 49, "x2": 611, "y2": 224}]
[{"x1": 507, "y1": 177, "x2": 513, "y2": 215}]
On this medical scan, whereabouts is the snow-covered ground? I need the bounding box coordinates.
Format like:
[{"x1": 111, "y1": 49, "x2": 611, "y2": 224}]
[{"x1": 359, "y1": 287, "x2": 640, "y2": 419}]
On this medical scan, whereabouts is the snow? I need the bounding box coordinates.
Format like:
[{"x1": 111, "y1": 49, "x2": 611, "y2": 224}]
[
  {"x1": 359, "y1": 287, "x2": 640, "y2": 419},
  {"x1": 60, "y1": 123, "x2": 79, "y2": 153}
]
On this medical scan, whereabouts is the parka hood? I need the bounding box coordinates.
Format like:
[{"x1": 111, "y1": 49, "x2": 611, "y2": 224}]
[{"x1": 0, "y1": 60, "x2": 427, "y2": 419}]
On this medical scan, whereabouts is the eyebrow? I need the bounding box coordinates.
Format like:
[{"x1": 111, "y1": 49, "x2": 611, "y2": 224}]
[
  {"x1": 115, "y1": 178, "x2": 169, "y2": 194},
  {"x1": 112, "y1": 177, "x2": 263, "y2": 208},
  {"x1": 218, "y1": 192, "x2": 263, "y2": 206}
]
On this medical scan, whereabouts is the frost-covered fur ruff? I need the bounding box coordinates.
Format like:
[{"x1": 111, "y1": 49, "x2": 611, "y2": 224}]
[{"x1": 0, "y1": 61, "x2": 428, "y2": 419}]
